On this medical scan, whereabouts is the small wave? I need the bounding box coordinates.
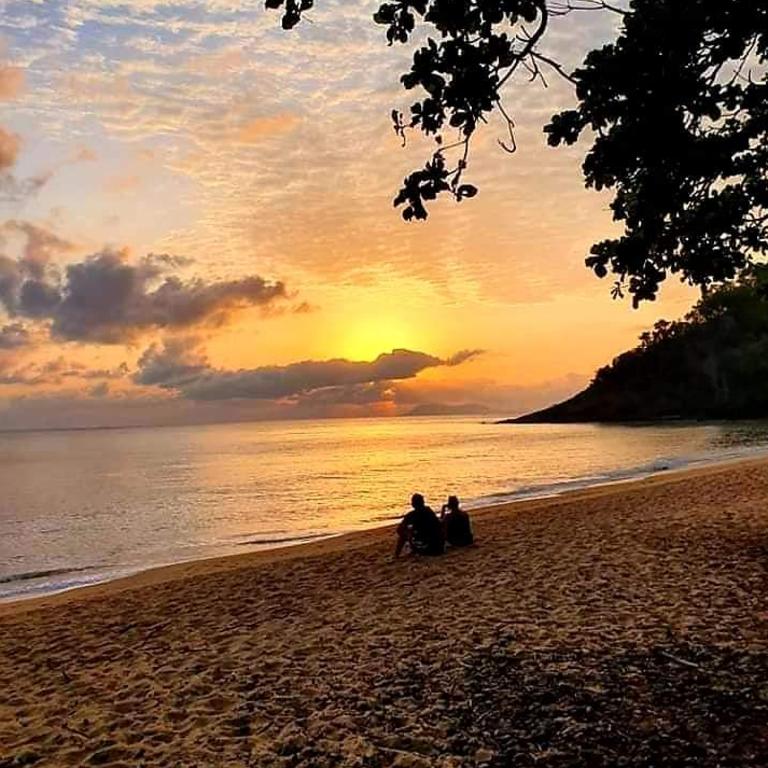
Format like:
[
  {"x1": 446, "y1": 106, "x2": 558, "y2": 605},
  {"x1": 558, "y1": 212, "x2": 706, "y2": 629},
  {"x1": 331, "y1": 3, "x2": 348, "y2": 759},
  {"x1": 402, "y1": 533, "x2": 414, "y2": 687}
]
[
  {"x1": 0, "y1": 565, "x2": 93, "y2": 586},
  {"x1": 0, "y1": 535, "x2": 337, "y2": 603},
  {"x1": 466, "y1": 444, "x2": 768, "y2": 510},
  {"x1": 233, "y1": 532, "x2": 334, "y2": 547},
  {"x1": 222, "y1": 528, "x2": 289, "y2": 540},
  {"x1": 0, "y1": 565, "x2": 140, "y2": 603}
]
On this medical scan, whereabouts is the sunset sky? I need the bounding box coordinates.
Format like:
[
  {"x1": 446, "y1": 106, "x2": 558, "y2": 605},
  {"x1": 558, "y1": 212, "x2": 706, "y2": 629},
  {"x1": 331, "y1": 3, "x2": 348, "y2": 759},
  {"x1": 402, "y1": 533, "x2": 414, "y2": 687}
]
[{"x1": 0, "y1": 0, "x2": 696, "y2": 429}]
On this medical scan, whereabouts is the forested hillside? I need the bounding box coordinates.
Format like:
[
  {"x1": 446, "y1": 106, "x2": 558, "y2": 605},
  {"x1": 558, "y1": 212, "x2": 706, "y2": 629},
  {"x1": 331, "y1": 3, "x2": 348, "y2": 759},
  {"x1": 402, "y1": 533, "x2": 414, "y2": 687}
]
[{"x1": 508, "y1": 267, "x2": 768, "y2": 423}]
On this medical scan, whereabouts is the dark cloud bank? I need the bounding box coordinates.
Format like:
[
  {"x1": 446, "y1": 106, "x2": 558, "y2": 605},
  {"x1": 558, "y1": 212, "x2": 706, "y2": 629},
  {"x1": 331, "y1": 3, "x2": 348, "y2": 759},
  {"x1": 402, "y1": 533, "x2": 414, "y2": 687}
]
[
  {"x1": 0, "y1": 220, "x2": 488, "y2": 421},
  {"x1": 135, "y1": 342, "x2": 484, "y2": 402},
  {"x1": 0, "y1": 244, "x2": 288, "y2": 344}
]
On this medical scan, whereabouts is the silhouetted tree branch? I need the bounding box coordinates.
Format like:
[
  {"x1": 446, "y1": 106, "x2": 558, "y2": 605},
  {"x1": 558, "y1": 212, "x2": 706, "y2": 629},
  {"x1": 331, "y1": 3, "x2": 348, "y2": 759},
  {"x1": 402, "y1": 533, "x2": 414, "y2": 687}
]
[
  {"x1": 546, "y1": 2, "x2": 768, "y2": 305},
  {"x1": 549, "y1": 1, "x2": 628, "y2": 17},
  {"x1": 267, "y1": 0, "x2": 768, "y2": 306}
]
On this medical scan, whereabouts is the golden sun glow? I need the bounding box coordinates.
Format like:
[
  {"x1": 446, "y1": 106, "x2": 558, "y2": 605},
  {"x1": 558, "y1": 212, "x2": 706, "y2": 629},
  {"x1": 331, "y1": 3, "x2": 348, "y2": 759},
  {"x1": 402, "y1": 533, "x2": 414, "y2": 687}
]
[
  {"x1": 339, "y1": 316, "x2": 424, "y2": 362},
  {"x1": 0, "y1": 2, "x2": 702, "y2": 429}
]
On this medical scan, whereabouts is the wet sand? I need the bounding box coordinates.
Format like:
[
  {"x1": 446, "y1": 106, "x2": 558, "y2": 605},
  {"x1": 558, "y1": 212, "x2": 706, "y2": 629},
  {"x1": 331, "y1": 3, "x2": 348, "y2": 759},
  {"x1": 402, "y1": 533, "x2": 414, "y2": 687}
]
[{"x1": 1, "y1": 459, "x2": 767, "y2": 767}]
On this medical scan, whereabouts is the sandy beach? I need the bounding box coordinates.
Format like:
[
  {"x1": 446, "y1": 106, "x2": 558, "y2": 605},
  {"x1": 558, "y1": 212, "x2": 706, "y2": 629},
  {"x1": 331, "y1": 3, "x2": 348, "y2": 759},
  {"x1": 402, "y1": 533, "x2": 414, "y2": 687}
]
[{"x1": 1, "y1": 459, "x2": 767, "y2": 767}]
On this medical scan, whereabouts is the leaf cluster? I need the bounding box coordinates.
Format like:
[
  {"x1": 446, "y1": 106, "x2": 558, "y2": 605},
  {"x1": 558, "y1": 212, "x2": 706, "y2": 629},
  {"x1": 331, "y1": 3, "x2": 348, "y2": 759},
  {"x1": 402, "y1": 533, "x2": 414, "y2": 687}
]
[
  {"x1": 265, "y1": 0, "x2": 314, "y2": 29},
  {"x1": 376, "y1": 0, "x2": 547, "y2": 220},
  {"x1": 546, "y1": 0, "x2": 768, "y2": 305}
]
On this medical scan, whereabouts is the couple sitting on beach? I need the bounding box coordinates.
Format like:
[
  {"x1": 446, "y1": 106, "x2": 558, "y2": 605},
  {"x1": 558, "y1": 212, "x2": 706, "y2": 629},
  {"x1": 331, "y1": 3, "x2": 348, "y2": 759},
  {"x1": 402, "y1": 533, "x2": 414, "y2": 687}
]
[{"x1": 394, "y1": 493, "x2": 474, "y2": 557}]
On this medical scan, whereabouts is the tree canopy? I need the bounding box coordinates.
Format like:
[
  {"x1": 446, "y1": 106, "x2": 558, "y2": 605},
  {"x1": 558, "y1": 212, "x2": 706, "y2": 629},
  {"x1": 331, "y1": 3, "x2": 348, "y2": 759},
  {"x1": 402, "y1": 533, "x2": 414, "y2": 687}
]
[{"x1": 267, "y1": 0, "x2": 768, "y2": 306}]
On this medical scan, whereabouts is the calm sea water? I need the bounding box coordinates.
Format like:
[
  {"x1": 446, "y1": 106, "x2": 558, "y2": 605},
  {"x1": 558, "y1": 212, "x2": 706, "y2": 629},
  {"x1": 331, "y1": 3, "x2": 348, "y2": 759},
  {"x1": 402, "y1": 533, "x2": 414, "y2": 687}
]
[{"x1": 2, "y1": 417, "x2": 768, "y2": 601}]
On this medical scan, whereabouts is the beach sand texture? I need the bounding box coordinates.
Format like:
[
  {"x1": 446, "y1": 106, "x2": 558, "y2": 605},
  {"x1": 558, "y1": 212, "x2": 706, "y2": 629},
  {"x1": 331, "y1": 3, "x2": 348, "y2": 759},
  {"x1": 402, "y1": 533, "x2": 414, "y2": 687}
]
[{"x1": 1, "y1": 460, "x2": 767, "y2": 767}]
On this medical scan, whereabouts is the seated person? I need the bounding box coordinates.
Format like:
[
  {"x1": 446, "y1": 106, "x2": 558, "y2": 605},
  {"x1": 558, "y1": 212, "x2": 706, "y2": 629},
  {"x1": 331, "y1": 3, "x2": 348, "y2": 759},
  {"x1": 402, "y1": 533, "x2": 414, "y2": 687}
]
[
  {"x1": 441, "y1": 495, "x2": 474, "y2": 547},
  {"x1": 395, "y1": 493, "x2": 444, "y2": 557}
]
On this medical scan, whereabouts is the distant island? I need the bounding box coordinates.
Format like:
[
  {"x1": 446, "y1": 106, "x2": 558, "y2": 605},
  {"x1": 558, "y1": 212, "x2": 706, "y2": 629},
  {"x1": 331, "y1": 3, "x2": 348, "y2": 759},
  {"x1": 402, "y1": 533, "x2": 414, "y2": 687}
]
[{"x1": 503, "y1": 267, "x2": 768, "y2": 424}]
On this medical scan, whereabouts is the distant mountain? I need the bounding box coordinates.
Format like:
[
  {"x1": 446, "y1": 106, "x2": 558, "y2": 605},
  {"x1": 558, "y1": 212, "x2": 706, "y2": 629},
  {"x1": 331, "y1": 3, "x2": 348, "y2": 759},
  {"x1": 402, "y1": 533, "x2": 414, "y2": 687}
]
[{"x1": 503, "y1": 267, "x2": 768, "y2": 424}]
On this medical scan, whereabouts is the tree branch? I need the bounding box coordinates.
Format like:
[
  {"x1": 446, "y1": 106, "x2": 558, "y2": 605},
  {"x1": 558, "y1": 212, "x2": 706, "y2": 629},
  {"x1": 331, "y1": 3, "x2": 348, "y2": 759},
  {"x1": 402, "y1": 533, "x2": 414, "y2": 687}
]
[
  {"x1": 530, "y1": 51, "x2": 578, "y2": 85},
  {"x1": 548, "y1": 0, "x2": 629, "y2": 16}
]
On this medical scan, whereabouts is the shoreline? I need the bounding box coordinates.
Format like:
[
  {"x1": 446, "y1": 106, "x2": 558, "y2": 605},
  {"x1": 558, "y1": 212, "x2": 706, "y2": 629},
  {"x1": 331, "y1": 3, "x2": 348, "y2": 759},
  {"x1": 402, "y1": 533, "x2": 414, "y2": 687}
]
[
  {"x1": 3, "y1": 450, "x2": 767, "y2": 619},
  {"x1": 2, "y1": 455, "x2": 767, "y2": 766}
]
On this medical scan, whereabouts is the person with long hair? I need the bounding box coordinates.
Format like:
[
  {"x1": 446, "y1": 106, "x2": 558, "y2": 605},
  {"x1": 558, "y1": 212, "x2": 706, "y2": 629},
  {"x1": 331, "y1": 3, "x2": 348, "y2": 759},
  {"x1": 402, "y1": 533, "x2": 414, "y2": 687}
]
[{"x1": 440, "y1": 495, "x2": 474, "y2": 547}]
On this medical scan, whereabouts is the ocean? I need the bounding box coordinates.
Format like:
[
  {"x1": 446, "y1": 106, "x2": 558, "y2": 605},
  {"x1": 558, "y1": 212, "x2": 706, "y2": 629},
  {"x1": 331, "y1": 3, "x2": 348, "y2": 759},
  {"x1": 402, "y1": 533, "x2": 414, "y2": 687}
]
[{"x1": 2, "y1": 416, "x2": 768, "y2": 602}]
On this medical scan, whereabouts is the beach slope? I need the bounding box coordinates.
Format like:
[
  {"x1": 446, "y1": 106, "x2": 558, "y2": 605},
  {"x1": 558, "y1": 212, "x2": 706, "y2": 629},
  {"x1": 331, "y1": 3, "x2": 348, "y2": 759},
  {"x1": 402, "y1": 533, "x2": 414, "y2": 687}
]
[{"x1": 1, "y1": 461, "x2": 767, "y2": 767}]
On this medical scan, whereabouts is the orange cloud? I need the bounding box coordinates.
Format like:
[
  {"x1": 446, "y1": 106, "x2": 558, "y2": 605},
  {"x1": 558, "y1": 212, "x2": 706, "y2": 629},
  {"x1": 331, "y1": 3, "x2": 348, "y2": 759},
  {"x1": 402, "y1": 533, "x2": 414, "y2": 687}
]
[
  {"x1": 185, "y1": 48, "x2": 244, "y2": 75},
  {"x1": 237, "y1": 114, "x2": 299, "y2": 143},
  {"x1": 0, "y1": 126, "x2": 20, "y2": 171},
  {"x1": 73, "y1": 146, "x2": 97, "y2": 162},
  {"x1": 104, "y1": 173, "x2": 141, "y2": 194},
  {"x1": 63, "y1": 72, "x2": 134, "y2": 102},
  {"x1": 0, "y1": 64, "x2": 23, "y2": 100}
]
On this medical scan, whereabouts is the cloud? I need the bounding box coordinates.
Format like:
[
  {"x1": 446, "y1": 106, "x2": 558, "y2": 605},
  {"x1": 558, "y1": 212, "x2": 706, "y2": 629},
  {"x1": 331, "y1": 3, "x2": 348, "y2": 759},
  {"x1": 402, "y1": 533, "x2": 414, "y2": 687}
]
[
  {"x1": 135, "y1": 335, "x2": 209, "y2": 387},
  {"x1": 0, "y1": 0, "x2": 629, "y2": 306},
  {"x1": 0, "y1": 59, "x2": 47, "y2": 202},
  {"x1": 89, "y1": 381, "x2": 110, "y2": 397},
  {"x1": 446, "y1": 349, "x2": 485, "y2": 366},
  {"x1": 0, "y1": 172, "x2": 51, "y2": 203},
  {"x1": 0, "y1": 247, "x2": 289, "y2": 343},
  {"x1": 72, "y1": 146, "x2": 98, "y2": 163},
  {"x1": 0, "y1": 322, "x2": 30, "y2": 349},
  {"x1": 0, "y1": 129, "x2": 51, "y2": 203},
  {"x1": 0, "y1": 0, "x2": 652, "y2": 434},
  {"x1": 135, "y1": 344, "x2": 482, "y2": 401},
  {"x1": 0, "y1": 256, "x2": 18, "y2": 311},
  {"x1": 294, "y1": 380, "x2": 396, "y2": 407},
  {"x1": 184, "y1": 48, "x2": 244, "y2": 76},
  {"x1": 57, "y1": 252, "x2": 287, "y2": 342},
  {"x1": 0, "y1": 64, "x2": 23, "y2": 100},
  {"x1": 237, "y1": 114, "x2": 300, "y2": 143},
  {"x1": 0, "y1": 391, "x2": 277, "y2": 432},
  {"x1": 2, "y1": 220, "x2": 73, "y2": 278},
  {"x1": 0, "y1": 367, "x2": 589, "y2": 430},
  {"x1": 280, "y1": 368, "x2": 585, "y2": 418},
  {"x1": 0, "y1": 356, "x2": 129, "y2": 386},
  {"x1": 393, "y1": 372, "x2": 590, "y2": 417},
  {"x1": 292, "y1": 301, "x2": 318, "y2": 314},
  {"x1": 19, "y1": 278, "x2": 61, "y2": 318},
  {"x1": 0, "y1": 221, "x2": 73, "y2": 315},
  {"x1": 0, "y1": 127, "x2": 20, "y2": 172},
  {"x1": 104, "y1": 173, "x2": 141, "y2": 194},
  {"x1": 143, "y1": 252, "x2": 195, "y2": 270}
]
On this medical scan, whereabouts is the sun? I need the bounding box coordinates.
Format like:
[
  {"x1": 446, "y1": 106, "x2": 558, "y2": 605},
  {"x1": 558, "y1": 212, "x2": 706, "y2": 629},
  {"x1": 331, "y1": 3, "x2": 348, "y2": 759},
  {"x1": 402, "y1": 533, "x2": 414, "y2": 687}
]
[{"x1": 340, "y1": 316, "x2": 424, "y2": 361}]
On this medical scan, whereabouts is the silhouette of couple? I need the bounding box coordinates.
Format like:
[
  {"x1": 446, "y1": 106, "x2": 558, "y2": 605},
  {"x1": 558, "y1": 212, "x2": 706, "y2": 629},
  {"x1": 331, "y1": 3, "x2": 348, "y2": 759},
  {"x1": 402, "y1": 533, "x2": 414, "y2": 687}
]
[{"x1": 394, "y1": 493, "x2": 474, "y2": 558}]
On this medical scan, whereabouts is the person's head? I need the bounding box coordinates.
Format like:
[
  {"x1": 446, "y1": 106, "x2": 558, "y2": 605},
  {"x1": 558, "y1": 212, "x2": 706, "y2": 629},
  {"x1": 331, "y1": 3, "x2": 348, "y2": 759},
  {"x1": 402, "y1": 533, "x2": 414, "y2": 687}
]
[
  {"x1": 411, "y1": 493, "x2": 425, "y2": 510},
  {"x1": 446, "y1": 495, "x2": 460, "y2": 512}
]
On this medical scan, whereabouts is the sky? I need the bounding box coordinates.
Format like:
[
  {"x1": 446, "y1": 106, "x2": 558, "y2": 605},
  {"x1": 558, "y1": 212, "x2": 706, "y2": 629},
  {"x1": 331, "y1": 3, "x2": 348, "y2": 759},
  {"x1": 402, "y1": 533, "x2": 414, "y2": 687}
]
[{"x1": 0, "y1": 0, "x2": 697, "y2": 429}]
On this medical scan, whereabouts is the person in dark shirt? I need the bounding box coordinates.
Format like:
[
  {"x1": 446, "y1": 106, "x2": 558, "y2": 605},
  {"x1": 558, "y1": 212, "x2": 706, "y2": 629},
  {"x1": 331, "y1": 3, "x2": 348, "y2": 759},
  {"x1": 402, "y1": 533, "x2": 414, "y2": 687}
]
[
  {"x1": 395, "y1": 493, "x2": 444, "y2": 557},
  {"x1": 441, "y1": 495, "x2": 474, "y2": 547}
]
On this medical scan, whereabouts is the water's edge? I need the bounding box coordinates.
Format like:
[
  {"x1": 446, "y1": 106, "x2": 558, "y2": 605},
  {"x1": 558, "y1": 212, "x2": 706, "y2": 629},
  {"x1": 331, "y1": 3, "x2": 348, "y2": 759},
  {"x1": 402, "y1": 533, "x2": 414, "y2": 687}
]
[{"x1": 4, "y1": 443, "x2": 767, "y2": 605}]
